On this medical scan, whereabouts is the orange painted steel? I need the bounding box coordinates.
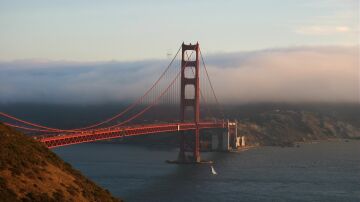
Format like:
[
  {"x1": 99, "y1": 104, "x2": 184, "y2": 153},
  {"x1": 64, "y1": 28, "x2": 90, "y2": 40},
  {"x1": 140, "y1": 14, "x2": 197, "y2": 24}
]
[
  {"x1": 179, "y1": 42, "x2": 201, "y2": 162},
  {"x1": 37, "y1": 121, "x2": 226, "y2": 148}
]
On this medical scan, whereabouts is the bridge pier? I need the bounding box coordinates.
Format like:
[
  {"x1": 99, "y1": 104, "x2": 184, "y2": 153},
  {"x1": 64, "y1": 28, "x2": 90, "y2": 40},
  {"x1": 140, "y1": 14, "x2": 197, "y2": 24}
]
[
  {"x1": 193, "y1": 127, "x2": 200, "y2": 162},
  {"x1": 172, "y1": 128, "x2": 209, "y2": 164},
  {"x1": 211, "y1": 120, "x2": 244, "y2": 151}
]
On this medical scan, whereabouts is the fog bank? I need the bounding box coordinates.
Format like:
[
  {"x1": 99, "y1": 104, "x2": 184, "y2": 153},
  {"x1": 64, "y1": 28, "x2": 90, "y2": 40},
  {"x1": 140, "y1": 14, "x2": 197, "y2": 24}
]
[{"x1": 0, "y1": 45, "x2": 358, "y2": 104}]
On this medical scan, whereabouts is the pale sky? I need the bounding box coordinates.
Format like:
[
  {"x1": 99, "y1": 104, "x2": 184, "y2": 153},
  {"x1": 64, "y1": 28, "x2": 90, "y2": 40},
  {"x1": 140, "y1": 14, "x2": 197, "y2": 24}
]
[{"x1": 0, "y1": 0, "x2": 358, "y2": 61}]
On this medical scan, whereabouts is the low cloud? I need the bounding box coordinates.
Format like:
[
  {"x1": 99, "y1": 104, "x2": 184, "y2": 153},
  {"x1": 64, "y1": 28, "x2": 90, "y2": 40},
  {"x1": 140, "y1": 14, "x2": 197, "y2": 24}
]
[
  {"x1": 208, "y1": 46, "x2": 359, "y2": 103},
  {"x1": 0, "y1": 45, "x2": 358, "y2": 104}
]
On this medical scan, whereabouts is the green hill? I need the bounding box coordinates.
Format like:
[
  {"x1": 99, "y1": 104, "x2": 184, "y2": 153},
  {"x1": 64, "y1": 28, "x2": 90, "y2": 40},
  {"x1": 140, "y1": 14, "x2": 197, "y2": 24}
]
[{"x1": 0, "y1": 123, "x2": 122, "y2": 202}]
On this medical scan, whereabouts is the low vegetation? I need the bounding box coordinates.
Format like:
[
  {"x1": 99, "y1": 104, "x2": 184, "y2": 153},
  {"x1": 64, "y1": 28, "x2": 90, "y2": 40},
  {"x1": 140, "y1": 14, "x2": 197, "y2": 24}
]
[{"x1": 0, "y1": 123, "x2": 122, "y2": 202}]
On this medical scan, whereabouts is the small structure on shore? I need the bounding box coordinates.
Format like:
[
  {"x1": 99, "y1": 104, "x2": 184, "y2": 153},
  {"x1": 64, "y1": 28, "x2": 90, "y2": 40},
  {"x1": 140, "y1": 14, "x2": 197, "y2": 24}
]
[{"x1": 211, "y1": 120, "x2": 246, "y2": 151}]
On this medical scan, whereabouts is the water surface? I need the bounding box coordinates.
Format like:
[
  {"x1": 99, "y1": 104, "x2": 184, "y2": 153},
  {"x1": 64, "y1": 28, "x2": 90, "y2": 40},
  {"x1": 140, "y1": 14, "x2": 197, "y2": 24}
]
[{"x1": 54, "y1": 140, "x2": 360, "y2": 202}]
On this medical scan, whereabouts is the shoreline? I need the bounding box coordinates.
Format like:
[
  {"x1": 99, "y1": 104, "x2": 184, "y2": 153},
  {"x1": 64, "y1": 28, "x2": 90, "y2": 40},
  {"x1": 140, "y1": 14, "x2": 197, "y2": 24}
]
[{"x1": 228, "y1": 138, "x2": 360, "y2": 153}]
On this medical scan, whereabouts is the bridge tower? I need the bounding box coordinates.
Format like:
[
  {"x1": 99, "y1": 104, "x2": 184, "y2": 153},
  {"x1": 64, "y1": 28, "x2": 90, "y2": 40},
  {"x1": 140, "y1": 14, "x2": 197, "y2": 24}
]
[{"x1": 179, "y1": 42, "x2": 201, "y2": 163}]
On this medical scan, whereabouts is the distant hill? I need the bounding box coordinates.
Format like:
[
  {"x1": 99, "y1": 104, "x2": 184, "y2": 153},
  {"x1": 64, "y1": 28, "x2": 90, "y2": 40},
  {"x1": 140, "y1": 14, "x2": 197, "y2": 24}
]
[
  {"x1": 238, "y1": 110, "x2": 360, "y2": 146},
  {"x1": 0, "y1": 123, "x2": 122, "y2": 202},
  {"x1": 100, "y1": 109, "x2": 360, "y2": 149}
]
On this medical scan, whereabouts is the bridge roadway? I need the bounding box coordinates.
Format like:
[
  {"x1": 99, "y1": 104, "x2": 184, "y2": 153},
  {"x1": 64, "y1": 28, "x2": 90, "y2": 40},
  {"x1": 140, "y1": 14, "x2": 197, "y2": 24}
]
[{"x1": 37, "y1": 121, "x2": 226, "y2": 148}]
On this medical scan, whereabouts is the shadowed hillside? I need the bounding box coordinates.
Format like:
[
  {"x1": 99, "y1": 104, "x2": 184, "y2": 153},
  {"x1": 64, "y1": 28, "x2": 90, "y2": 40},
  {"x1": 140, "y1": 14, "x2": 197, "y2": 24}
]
[
  {"x1": 0, "y1": 123, "x2": 122, "y2": 202},
  {"x1": 238, "y1": 110, "x2": 360, "y2": 146}
]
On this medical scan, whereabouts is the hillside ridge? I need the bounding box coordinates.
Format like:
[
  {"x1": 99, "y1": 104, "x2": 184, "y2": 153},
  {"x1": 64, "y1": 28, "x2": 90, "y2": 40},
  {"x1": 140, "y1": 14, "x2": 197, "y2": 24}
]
[{"x1": 0, "y1": 123, "x2": 122, "y2": 202}]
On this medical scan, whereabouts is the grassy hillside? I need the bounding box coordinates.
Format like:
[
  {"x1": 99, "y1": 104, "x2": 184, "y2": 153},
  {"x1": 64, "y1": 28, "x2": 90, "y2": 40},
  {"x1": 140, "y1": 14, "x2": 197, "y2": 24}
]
[{"x1": 0, "y1": 123, "x2": 122, "y2": 202}]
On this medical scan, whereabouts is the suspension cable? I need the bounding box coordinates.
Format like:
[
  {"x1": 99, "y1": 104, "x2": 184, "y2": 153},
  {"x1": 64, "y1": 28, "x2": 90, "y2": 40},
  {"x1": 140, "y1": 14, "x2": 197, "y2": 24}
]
[
  {"x1": 199, "y1": 48, "x2": 225, "y2": 118},
  {"x1": 0, "y1": 45, "x2": 182, "y2": 132},
  {"x1": 0, "y1": 112, "x2": 78, "y2": 132},
  {"x1": 71, "y1": 44, "x2": 182, "y2": 130},
  {"x1": 103, "y1": 51, "x2": 195, "y2": 128},
  {"x1": 184, "y1": 51, "x2": 214, "y2": 119},
  {"x1": 106, "y1": 71, "x2": 181, "y2": 128},
  {"x1": 2, "y1": 122, "x2": 64, "y2": 133}
]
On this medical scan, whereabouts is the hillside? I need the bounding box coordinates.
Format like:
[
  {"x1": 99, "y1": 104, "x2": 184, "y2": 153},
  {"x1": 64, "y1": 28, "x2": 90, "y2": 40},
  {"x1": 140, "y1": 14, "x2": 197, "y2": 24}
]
[
  {"x1": 0, "y1": 123, "x2": 122, "y2": 202},
  {"x1": 238, "y1": 110, "x2": 360, "y2": 146}
]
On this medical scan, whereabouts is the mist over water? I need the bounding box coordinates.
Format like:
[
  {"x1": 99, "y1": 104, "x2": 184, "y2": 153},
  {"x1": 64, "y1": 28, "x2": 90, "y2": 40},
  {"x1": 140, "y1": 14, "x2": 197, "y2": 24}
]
[{"x1": 0, "y1": 46, "x2": 358, "y2": 104}]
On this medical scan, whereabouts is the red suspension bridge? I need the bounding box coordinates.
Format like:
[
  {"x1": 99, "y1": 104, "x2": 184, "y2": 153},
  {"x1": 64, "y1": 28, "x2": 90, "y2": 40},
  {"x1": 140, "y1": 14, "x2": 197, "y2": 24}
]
[{"x1": 0, "y1": 43, "x2": 237, "y2": 163}]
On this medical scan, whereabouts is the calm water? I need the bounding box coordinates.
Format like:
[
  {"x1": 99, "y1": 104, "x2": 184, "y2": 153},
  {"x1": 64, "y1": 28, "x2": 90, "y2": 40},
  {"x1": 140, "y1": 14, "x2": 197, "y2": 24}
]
[{"x1": 54, "y1": 140, "x2": 360, "y2": 202}]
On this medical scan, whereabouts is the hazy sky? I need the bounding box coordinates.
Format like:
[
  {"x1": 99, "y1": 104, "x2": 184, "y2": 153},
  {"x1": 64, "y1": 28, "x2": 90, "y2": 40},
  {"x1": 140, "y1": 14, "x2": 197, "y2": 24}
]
[
  {"x1": 0, "y1": 0, "x2": 358, "y2": 104},
  {"x1": 0, "y1": 0, "x2": 358, "y2": 61}
]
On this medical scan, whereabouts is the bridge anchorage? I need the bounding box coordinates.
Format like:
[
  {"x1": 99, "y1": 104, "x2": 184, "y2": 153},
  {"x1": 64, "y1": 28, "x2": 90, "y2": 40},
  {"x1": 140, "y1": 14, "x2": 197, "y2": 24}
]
[{"x1": 0, "y1": 42, "x2": 243, "y2": 165}]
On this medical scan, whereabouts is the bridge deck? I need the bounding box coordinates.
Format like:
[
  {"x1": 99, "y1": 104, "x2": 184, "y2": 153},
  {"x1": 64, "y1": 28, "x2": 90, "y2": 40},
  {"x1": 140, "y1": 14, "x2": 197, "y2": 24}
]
[{"x1": 37, "y1": 121, "x2": 226, "y2": 148}]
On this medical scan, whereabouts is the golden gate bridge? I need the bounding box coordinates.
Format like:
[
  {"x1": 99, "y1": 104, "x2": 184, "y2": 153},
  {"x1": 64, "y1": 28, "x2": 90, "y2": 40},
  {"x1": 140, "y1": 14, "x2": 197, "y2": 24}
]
[{"x1": 0, "y1": 43, "x2": 238, "y2": 164}]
